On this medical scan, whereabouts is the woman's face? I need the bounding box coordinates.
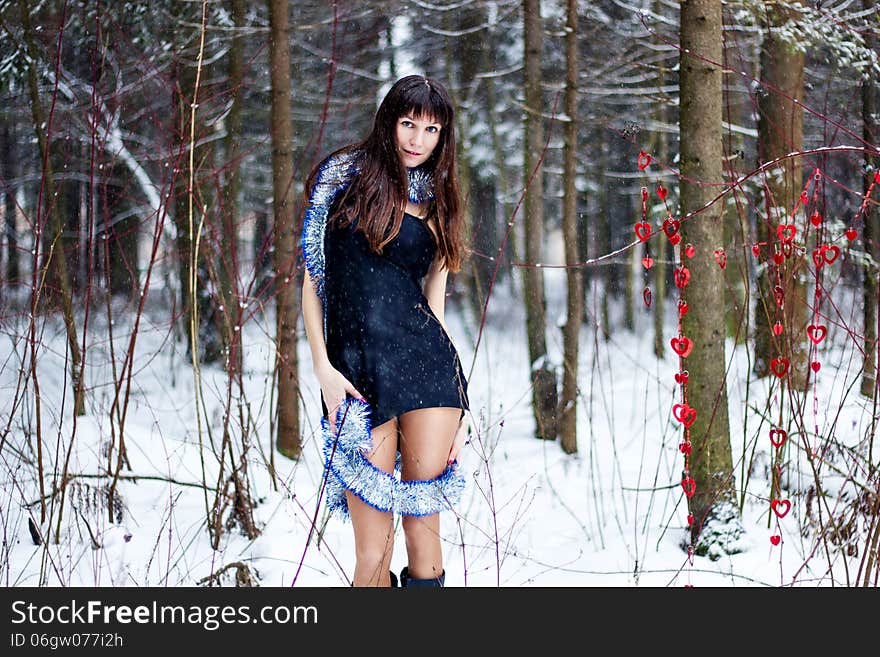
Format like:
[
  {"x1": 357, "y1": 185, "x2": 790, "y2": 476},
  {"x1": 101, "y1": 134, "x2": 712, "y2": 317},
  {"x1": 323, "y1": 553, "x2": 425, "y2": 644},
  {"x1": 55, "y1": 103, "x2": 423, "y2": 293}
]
[{"x1": 395, "y1": 113, "x2": 441, "y2": 169}]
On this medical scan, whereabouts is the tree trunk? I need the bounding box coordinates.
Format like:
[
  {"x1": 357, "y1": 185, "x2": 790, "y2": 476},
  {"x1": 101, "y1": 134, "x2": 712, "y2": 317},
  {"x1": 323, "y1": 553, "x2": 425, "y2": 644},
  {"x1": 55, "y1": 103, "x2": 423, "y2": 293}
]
[
  {"x1": 679, "y1": 0, "x2": 741, "y2": 556},
  {"x1": 522, "y1": 0, "x2": 557, "y2": 441},
  {"x1": 101, "y1": 177, "x2": 139, "y2": 298},
  {"x1": 1, "y1": 120, "x2": 19, "y2": 295},
  {"x1": 559, "y1": 0, "x2": 582, "y2": 455},
  {"x1": 861, "y1": 0, "x2": 879, "y2": 400},
  {"x1": 753, "y1": 2, "x2": 806, "y2": 391},
  {"x1": 268, "y1": 0, "x2": 301, "y2": 459},
  {"x1": 215, "y1": 0, "x2": 246, "y2": 376},
  {"x1": 19, "y1": 0, "x2": 85, "y2": 417}
]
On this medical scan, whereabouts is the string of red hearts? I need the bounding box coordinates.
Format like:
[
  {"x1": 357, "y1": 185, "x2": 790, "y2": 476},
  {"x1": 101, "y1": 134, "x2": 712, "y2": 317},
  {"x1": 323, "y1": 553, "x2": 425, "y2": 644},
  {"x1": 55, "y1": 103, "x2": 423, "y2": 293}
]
[
  {"x1": 753, "y1": 167, "x2": 880, "y2": 547},
  {"x1": 635, "y1": 151, "x2": 698, "y2": 570}
]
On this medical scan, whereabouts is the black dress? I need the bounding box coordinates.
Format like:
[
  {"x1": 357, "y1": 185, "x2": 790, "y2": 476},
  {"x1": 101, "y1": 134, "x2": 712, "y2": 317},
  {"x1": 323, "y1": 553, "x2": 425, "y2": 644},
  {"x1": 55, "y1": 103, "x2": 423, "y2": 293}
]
[{"x1": 321, "y1": 210, "x2": 470, "y2": 429}]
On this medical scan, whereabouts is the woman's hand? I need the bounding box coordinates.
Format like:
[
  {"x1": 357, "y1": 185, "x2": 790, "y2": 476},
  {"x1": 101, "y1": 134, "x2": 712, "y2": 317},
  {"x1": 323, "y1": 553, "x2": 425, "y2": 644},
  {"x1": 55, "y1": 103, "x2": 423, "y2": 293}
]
[
  {"x1": 446, "y1": 416, "x2": 469, "y2": 466},
  {"x1": 315, "y1": 363, "x2": 364, "y2": 434}
]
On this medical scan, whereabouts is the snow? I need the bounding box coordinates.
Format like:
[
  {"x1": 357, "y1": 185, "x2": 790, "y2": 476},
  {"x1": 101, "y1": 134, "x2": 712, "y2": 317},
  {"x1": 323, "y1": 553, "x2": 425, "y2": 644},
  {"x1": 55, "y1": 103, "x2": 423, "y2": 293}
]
[{"x1": 1, "y1": 264, "x2": 875, "y2": 588}]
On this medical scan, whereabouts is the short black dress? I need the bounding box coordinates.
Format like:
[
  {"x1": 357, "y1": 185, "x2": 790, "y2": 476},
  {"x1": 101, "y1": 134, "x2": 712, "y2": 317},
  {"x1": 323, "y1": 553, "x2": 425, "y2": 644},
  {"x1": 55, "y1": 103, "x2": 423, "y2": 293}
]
[{"x1": 321, "y1": 211, "x2": 469, "y2": 429}]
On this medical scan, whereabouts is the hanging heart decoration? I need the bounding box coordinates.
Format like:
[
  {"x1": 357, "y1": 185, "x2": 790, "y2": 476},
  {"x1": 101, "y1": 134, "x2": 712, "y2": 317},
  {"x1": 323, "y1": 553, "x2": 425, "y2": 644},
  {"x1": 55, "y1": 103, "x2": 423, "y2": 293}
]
[
  {"x1": 811, "y1": 248, "x2": 824, "y2": 269},
  {"x1": 643, "y1": 287, "x2": 652, "y2": 308},
  {"x1": 773, "y1": 322, "x2": 783, "y2": 336},
  {"x1": 678, "y1": 299, "x2": 689, "y2": 317},
  {"x1": 681, "y1": 476, "x2": 696, "y2": 498},
  {"x1": 635, "y1": 222, "x2": 652, "y2": 241},
  {"x1": 663, "y1": 218, "x2": 680, "y2": 240},
  {"x1": 770, "y1": 357, "x2": 790, "y2": 378},
  {"x1": 773, "y1": 252, "x2": 784, "y2": 265},
  {"x1": 714, "y1": 248, "x2": 727, "y2": 269},
  {"x1": 751, "y1": 244, "x2": 761, "y2": 257},
  {"x1": 678, "y1": 442, "x2": 692, "y2": 455},
  {"x1": 809, "y1": 211, "x2": 822, "y2": 227},
  {"x1": 806, "y1": 324, "x2": 827, "y2": 344},
  {"x1": 769, "y1": 428, "x2": 787, "y2": 448},
  {"x1": 638, "y1": 150, "x2": 652, "y2": 171},
  {"x1": 781, "y1": 241, "x2": 793, "y2": 258},
  {"x1": 657, "y1": 183, "x2": 668, "y2": 200},
  {"x1": 687, "y1": 513, "x2": 694, "y2": 527},
  {"x1": 774, "y1": 286, "x2": 785, "y2": 307},
  {"x1": 777, "y1": 224, "x2": 797, "y2": 242},
  {"x1": 672, "y1": 402, "x2": 697, "y2": 427},
  {"x1": 771, "y1": 499, "x2": 791, "y2": 518},
  {"x1": 642, "y1": 256, "x2": 654, "y2": 269},
  {"x1": 670, "y1": 335, "x2": 694, "y2": 358},
  {"x1": 770, "y1": 535, "x2": 781, "y2": 546},
  {"x1": 684, "y1": 244, "x2": 695, "y2": 259},
  {"x1": 674, "y1": 370, "x2": 689, "y2": 384},
  {"x1": 811, "y1": 361, "x2": 821, "y2": 373},
  {"x1": 821, "y1": 244, "x2": 839, "y2": 264},
  {"x1": 845, "y1": 228, "x2": 857, "y2": 240},
  {"x1": 674, "y1": 266, "x2": 691, "y2": 288}
]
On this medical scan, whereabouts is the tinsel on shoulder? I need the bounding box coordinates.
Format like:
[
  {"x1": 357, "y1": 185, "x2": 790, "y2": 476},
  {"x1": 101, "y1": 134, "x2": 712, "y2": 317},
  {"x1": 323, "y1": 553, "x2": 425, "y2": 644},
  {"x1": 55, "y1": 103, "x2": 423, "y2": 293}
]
[{"x1": 301, "y1": 148, "x2": 435, "y2": 307}]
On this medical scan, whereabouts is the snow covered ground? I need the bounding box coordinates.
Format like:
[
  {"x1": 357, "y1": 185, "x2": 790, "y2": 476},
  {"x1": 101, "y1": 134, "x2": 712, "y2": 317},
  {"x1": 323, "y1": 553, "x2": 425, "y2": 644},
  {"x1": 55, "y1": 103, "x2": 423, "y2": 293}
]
[{"x1": 1, "y1": 264, "x2": 875, "y2": 587}]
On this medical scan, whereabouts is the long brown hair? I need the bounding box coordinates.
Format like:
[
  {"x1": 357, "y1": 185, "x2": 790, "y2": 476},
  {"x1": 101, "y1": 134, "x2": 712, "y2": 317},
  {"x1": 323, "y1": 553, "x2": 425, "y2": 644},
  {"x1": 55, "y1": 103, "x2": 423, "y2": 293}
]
[{"x1": 305, "y1": 75, "x2": 465, "y2": 272}]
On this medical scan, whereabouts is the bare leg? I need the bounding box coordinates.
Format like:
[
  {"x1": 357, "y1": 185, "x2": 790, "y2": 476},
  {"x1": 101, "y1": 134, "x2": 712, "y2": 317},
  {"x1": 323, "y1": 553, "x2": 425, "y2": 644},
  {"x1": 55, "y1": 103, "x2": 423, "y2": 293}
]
[
  {"x1": 346, "y1": 416, "x2": 399, "y2": 587},
  {"x1": 398, "y1": 406, "x2": 461, "y2": 580}
]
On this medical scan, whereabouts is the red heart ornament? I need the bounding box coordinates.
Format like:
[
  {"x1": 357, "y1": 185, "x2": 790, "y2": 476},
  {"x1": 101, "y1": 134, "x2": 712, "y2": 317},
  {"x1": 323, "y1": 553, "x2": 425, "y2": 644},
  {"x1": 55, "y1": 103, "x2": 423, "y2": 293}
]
[
  {"x1": 687, "y1": 514, "x2": 694, "y2": 527},
  {"x1": 800, "y1": 191, "x2": 809, "y2": 205},
  {"x1": 670, "y1": 335, "x2": 694, "y2": 358},
  {"x1": 774, "y1": 286, "x2": 785, "y2": 307},
  {"x1": 672, "y1": 402, "x2": 697, "y2": 427},
  {"x1": 781, "y1": 241, "x2": 793, "y2": 257},
  {"x1": 770, "y1": 535, "x2": 781, "y2": 546},
  {"x1": 678, "y1": 299, "x2": 689, "y2": 317},
  {"x1": 642, "y1": 257, "x2": 654, "y2": 269},
  {"x1": 821, "y1": 244, "x2": 839, "y2": 264},
  {"x1": 773, "y1": 322, "x2": 783, "y2": 336},
  {"x1": 674, "y1": 267, "x2": 691, "y2": 288},
  {"x1": 773, "y1": 252, "x2": 784, "y2": 265},
  {"x1": 638, "y1": 150, "x2": 652, "y2": 171},
  {"x1": 714, "y1": 248, "x2": 727, "y2": 269},
  {"x1": 875, "y1": 171, "x2": 880, "y2": 184},
  {"x1": 669, "y1": 233, "x2": 681, "y2": 246},
  {"x1": 751, "y1": 244, "x2": 761, "y2": 257},
  {"x1": 643, "y1": 287, "x2": 652, "y2": 308},
  {"x1": 845, "y1": 228, "x2": 857, "y2": 240},
  {"x1": 769, "y1": 428, "x2": 787, "y2": 448},
  {"x1": 678, "y1": 442, "x2": 692, "y2": 455},
  {"x1": 811, "y1": 361, "x2": 821, "y2": 373},
  {"x1": 770, "y1": 357, "x2": 789, "y2": 378},
  {"x1": 777, "y1": 224, "x2": 796, "y2": 243},
  {"x1": 806, "y1": 324, "x2": 827, "y2": 344},
  {"x1": 812, "y1": 248, "x2": 824, "y2": 269},
  {"x1": 684, "y1": 244, "x2": 695, "y2": 258},
  {"x1": 674, "y1": 370, "x2": 689, "y2": 384},
  {"x1": 635, "y1": 222, "x2": 652, "y2": 242},
  {"x1": 663, "y1": 218, "x2": 680, "y2": 240},
  {"x1": 771, "y1": 499, "x2": 791, "y2": 518},
  {"x1": 681, "y1": 477, "x2": 696, "y2": 498},
  {"x1": 657, "y1": 183, "x2": 668, "y2": 200},
  {"x1": 809, "y1": 211, "x2": 822, "y2": 227}
]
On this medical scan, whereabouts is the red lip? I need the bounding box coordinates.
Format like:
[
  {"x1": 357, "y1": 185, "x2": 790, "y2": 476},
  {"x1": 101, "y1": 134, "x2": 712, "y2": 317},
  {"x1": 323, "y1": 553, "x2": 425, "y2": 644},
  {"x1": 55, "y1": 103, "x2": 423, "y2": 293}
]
[{"x1": 403, "y1": 149, "x2": 421, "y2": 157}]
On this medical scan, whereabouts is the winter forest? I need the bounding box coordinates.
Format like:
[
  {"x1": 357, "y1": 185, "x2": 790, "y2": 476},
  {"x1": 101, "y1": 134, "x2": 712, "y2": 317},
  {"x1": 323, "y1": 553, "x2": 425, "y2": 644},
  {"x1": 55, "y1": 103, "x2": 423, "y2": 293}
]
[{"x1": 1, "y1": 0, "x2": 879, "y2": 589}]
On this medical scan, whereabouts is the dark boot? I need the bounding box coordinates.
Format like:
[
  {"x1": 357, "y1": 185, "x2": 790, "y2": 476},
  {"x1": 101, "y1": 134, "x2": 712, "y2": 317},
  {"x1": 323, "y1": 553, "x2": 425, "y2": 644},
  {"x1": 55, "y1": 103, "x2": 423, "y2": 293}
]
[
  {"x1": 389, "y1": 570, "x2": 398, "y2": 588},
  {"x1": 399, "y1": 566, "x2": 445, "y2": 588}
]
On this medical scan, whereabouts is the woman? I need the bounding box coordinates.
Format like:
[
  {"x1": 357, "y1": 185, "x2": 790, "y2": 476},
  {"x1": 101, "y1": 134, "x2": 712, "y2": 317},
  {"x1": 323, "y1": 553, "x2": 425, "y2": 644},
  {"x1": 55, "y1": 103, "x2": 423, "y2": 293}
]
[{"x1": 301, "y1": 75, "x2": 470, "y2": 587}]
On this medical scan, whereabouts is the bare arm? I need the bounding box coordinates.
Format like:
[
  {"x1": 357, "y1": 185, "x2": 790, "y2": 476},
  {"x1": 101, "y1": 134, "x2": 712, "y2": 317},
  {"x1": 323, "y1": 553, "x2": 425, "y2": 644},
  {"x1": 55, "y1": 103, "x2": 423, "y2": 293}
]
[{"x1": 302, "y1": 269, "x2": 330, "y2": 372}]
